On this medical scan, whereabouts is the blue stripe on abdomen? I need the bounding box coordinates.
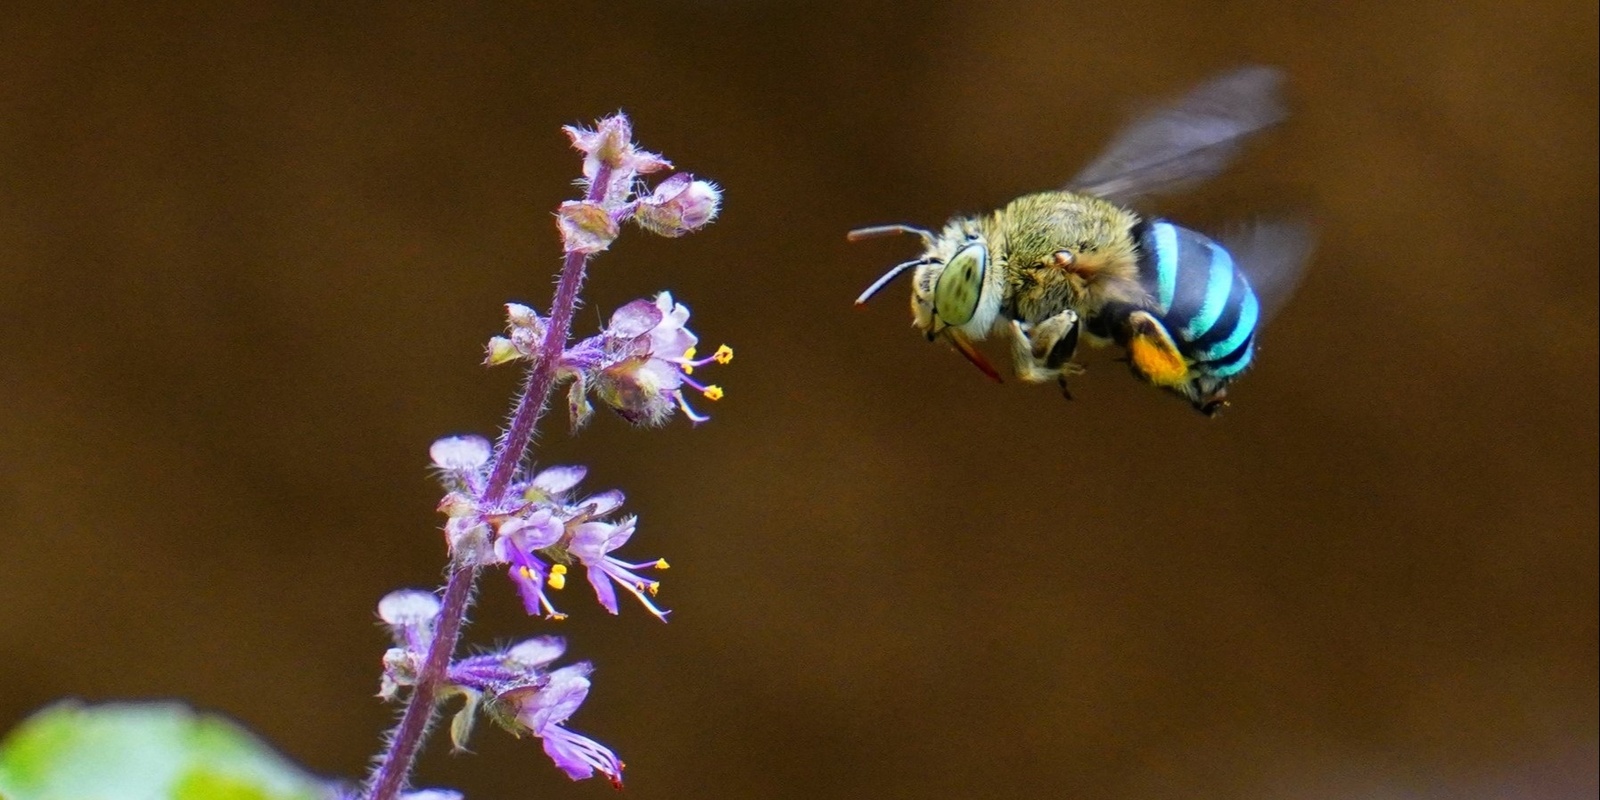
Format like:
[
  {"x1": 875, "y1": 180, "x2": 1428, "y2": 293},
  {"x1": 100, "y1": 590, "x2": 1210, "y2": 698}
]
[
  {"x1": 1206, "y1": 333, "x2": 1255, "y2": 377},
  {"x1": 1198, "y1": 283, "x2": 1258, "y2": 363},
  {"x1": 1183, "y1": 244, "x2": 1235, "y2": 340},
  {"x1": 1163, "y1": 228, "x2": 1217, "y2": 334},
  {"x1": 1135, "y1": 221, "x2": 1262, "y2": 381},
  {"x1": 1151, "y1": 222, "x2": 1179, "y2": 313}
]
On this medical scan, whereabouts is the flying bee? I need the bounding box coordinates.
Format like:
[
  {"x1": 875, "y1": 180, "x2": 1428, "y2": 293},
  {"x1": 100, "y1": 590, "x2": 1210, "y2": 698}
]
[{"x1": 851, "y1": 66, "x2": 1312, "y2": 416}]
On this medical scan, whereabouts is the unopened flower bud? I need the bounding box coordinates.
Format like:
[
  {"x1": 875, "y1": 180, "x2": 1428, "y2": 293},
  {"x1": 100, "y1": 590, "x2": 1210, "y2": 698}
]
[
  {"x1": 588, "y1": 116, "x2": 632, "y2": 169},
  {"x1": 446, "y1": 517, "x2": 496, "y2": 566},
  {"x1": 379, "y1": 647, "x2": 416, "y2": 700},
  {"x1": 506, "y1": 303, "x2": 543, "y2": 329},
  {"x1": 557, "y1": 201, "x2": 620, "y2": 255},
  {"x1": 563, "y1": 114, "x2": 671, "y2": 208},
  {"x1": 437, "y1": 491, "x2": 476, "y2": 518},
  {"x1": 632, "y1": 173, "x2": 721, "y2": 238},
  {"x1": 485, "y1": 336, "x2": 522, "y2": 367}
]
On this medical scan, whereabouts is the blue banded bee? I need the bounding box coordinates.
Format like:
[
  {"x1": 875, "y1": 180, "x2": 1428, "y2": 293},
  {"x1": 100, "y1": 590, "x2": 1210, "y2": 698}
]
[{"x1": 852, "y1": 66, "x2": 1312, "y2": 415}]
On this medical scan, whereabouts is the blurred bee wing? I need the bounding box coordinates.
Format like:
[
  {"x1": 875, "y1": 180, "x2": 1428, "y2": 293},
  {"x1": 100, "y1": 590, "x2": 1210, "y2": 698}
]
[
  {"x1": 1221, "y1": 216, "x2": 1316, "y2": 325},
  {"x1": 1067, "y1": 66, "x2": 1287, "y2": 204}
]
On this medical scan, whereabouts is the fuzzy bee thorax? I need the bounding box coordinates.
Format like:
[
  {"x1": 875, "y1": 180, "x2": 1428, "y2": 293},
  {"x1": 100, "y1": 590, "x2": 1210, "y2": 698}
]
[{"x1": 983, "y1": 191, "x2": 1147, "y2": 323}]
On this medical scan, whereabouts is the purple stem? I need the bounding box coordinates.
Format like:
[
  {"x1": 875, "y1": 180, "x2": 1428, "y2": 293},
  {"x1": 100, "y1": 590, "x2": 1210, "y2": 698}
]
[
  {"x1": 365, "y1": 164, "x2": 614, "y2": 800},
  {"x1": 364, "y1": 565, "x2": 476, "y2": 800}
]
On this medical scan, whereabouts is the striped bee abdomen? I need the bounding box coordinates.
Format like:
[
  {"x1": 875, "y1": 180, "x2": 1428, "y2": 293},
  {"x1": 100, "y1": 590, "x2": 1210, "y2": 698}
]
[{"x1": 1134, "y1": 220, "x2": 1259, "y2": 379}]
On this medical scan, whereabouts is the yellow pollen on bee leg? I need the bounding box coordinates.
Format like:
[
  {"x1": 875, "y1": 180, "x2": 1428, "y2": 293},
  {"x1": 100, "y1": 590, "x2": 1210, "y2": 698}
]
[
  {"x1": 713, "y1": 344, "x2": 733, "y2": 364},
  {"x1": 702, "y1": 385, "x2": 724, "y2": 401},
  {"x1": 655, "y1": 559, "x2": 670, "y2": 570},
  {"x1": 1128, "y1": 331, "x2": 1189, "y2": 387}
]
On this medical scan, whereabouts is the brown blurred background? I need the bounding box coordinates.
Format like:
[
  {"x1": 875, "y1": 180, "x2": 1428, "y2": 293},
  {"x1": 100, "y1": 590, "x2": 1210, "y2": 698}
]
[{"x1": 1, "y1": 2, "x2": 1595, "y2": 798}]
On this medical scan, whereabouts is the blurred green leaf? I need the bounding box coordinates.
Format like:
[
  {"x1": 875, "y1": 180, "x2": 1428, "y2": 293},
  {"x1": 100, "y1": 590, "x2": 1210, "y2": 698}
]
[{"x1": 0, "y1": 701, "x2": 328, "y2": 800}]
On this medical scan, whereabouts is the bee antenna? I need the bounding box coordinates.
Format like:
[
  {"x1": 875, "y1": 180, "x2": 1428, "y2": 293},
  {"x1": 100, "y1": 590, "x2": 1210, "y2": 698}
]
[
  {"x1": 855, "y1": 259, "x2": 929, "y2": 306},
  {"x1": 847, "y1": 224, "x2": 936, "y2": 248}
]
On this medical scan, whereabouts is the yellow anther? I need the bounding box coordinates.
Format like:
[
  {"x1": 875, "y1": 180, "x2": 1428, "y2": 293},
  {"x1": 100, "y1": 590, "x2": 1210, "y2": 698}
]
[
  {"x1": 702, "y1": 385, "x2": 724, "y2": 401},
  {"x1": 713, "y1": 344, "x2": 733, "y2": 364},
  {"x1": 547, "y1": 564, "x2": 568, "y2": 591},
  {"x1": 646, "y1": 581, "x2": 661, "y2": 597},
  {"x1": 549, "y1": 613, "x2": 568, "y2": 622},
  {"x1": 518, "y1": 566, "x2": 536, "y2": 581},
  {"x1": 654, "y1": 558, "x2": 670, "y2": 570},
  {"x1": 681, "y1": 363, "x2": 693, "y2": 375},
  {"x1": 683, "y1": 346, "x2": 698, "y2": 360}
]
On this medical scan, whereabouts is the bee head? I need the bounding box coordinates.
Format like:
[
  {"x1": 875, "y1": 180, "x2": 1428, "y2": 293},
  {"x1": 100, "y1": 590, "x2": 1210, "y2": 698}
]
[
  {"x1": 851, "y1": 222, "x2": 997, "y2": 336},
  {"x1": 924, "y1": 241, "x2": 1001, "y2": 339},
  {"x1": 851, "y1": 222, "x2": 1005, "y2": 381}
]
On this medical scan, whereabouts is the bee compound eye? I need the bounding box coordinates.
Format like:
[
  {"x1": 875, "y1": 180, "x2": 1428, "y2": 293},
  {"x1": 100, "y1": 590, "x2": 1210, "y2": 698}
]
[{"x1": 933, "y1": 244, "x2": 988, "y2": 326}]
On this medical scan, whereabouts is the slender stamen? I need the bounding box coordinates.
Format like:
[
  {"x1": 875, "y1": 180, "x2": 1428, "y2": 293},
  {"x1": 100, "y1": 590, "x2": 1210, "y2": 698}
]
[
  {"x1": 601, "y1": 563, "x2": 670, "y2": 621},
  {"x1": 673, "y1": 390, "x2": 710, "y2": 424},
  {"x1": 615, "y1": 558, "x2": 667, "y2": 570}
]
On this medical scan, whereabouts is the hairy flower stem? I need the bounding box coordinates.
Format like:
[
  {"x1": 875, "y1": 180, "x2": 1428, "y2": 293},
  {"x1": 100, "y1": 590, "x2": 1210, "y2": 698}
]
[
  {"x1": 485, "y1": 163, "x2": 613, "y2": 505},
  {"x1": 365, "y1": 166, "x2": 613, "y2": 800},
  {"x1": 366, "y1": 565, "x2": 477, "y2": 800}
]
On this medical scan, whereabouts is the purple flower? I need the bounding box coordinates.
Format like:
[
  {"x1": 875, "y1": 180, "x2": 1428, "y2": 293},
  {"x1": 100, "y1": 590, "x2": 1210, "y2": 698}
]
[
  {"x1": 565, "y1": 292, "x2": 731, "y2": 428},
  {"x1": 449, "y1": 636, "x2": 567, "y2": 690},
  {"x1": 439, "y1": 638, "x2": 622, "y2": 786},
  {"x1": 487, "y1": 292, "x2": 732, "y2": 429},
  {"x1": 568, "y1": 516, "x2": 670, "y2": 622},
  {"x1": 498, "y1": 664, "x2": 625, "y2": 787},
  {"x1": 367, "y1": 112, "x2": 724, "y2": 800},
  {"x1": 433, "y1": 460, "x2": 663, "y2": 621}
]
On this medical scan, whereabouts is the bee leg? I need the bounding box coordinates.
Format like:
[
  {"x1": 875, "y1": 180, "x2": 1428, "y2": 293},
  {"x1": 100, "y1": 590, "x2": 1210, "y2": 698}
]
[
  {"x1": 1047, "y1": 318, "x2": 1081, "y2": 401},
  {"x1": 1039, "y1": 312, "x2": 1082, "y2": 371},
  {"x1": 1008, "y1": 310, "x2": 1085, "y2": 389},
  {"x1": 1122, "y1": 310, "x2": 1189, "y2": 388},
  {"x1": 1007, "y1": 320, "x2": 1058, "y2": 383}
]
